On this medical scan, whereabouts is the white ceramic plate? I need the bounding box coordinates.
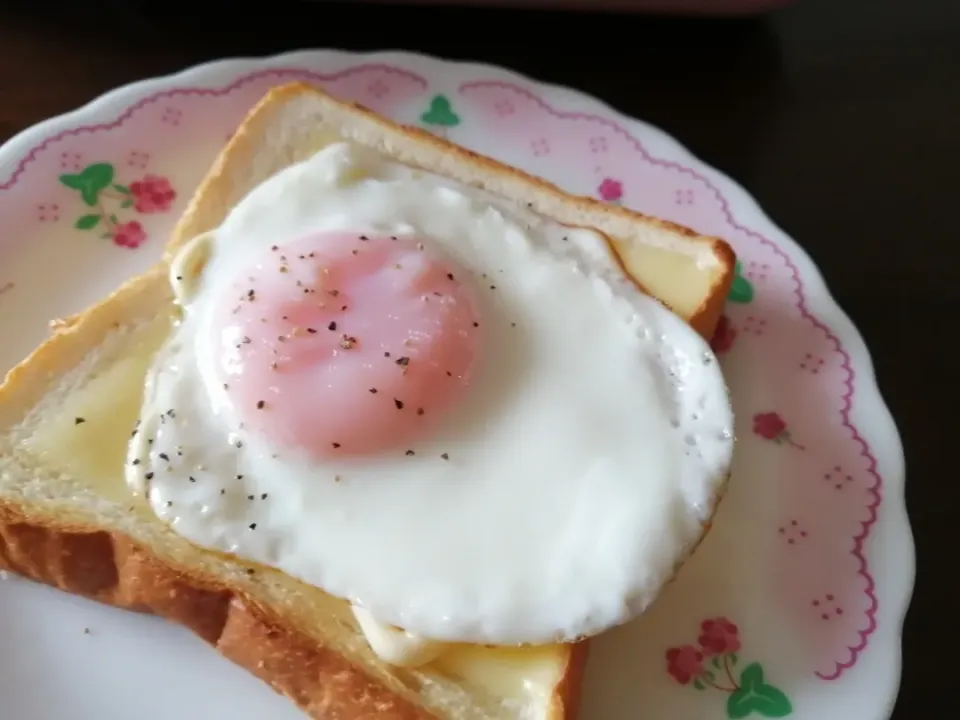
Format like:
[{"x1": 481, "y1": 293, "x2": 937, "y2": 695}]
[{"x1": 0, "y1": 51, "x2": 911, "y2": 720}]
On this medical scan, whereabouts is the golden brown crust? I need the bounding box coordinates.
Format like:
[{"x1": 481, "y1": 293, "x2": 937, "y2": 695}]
[
  {"x1": 0, "y1": 503, "x2": 437, "y2": 720},
  {"x1": 548, "y1": 641, "x2": 590, "y2": 720}
]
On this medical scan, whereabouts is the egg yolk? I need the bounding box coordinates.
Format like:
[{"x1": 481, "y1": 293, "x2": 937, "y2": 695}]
[{"x1": 213, "y1": 231, "x2": 481, "y2": 459}]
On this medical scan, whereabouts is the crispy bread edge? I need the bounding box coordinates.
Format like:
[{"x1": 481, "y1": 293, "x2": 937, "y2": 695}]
[{"x1": 0, "y1": 503, "x2": 437, "y2": 720}]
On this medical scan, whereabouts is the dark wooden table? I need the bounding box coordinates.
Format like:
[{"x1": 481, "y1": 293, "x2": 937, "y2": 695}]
[{"x1": 1, "y1": 0, "x2": 955, "y2": 716}]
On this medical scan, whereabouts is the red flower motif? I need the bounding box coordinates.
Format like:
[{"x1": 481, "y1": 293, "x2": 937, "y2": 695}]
[
  {"x1": 753, "y1": 412, "x2": 786, "y2": 440},
  {"x1": 665, "y1": 644, "x2": 704, "y2": 685},
  {"x1": 698, "y1": 617, "x2": 741, "y2": 656},
  {"x1": 710, "y1": 314, "x2": 737, "y2": 354},
  {"x1": 597, "y1": 177, "x2": 623, "y2": 203},
  {"x1": 112, "y1": 220, "x2": 147, "y2": 249},
  {"x1": 130, "y1": 174, "x2": 176, "y2": 213},
  {"x1": 753, "y1": 411, "x2": 805, "y2": 450}
]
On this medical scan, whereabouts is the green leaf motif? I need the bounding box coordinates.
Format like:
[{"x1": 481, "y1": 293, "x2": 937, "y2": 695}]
[
  {"x1": 726, "y1": 663, "x2": 793, "y2": 719},
  {"x1": 729, "y1": 652, "x2": 739, "y2": 665},
  {"x1": 59, "y1": 163, "x2": 115, "y2": 207},
  {"x1": 728, "y1": 261, "x2": 754, "y2": 303},
  {"x1": 712, "y1": 656, "x2": 722, "y2": 668},
  {"x1": 421, "y1": 95, "x2": 461, "y2": 127},
  {"x1": 741, "y1": 663, "x2": 764, "y2": 687},
  {"x1": 121, "y1": 199, "x2": 134, "y2": 209},
  {"x1": 58, "y1": 174, "x2": 85, "y2": 190},
  {"x1": 693, "y1": 678, "x2": 705, "y2": 690},
  {"x1": 74, "y1": 214, "x2": 101, "y2": 230},
  {"x1": 112, "y1": 183, "x2": 130, "y2": 194}
]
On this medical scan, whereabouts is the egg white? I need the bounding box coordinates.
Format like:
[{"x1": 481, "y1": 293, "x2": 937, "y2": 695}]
[{"x1": 127, "y1": 142, "x2": 734, "y2": 645}]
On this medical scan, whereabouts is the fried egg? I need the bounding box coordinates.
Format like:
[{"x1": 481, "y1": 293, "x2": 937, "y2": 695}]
[{"x1": 126, "y1": 141, "x2": 734, "y2": 647}]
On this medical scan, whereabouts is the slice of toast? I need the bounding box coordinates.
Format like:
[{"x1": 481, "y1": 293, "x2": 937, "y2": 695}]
[{"x1": 0, "y1": 83, "x2": 735, "y2": 720}]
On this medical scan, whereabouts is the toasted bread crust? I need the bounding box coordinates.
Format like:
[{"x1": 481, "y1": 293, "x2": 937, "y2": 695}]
[{"x1": 0, "y1": 504, "x2": 437, "y2": 719}]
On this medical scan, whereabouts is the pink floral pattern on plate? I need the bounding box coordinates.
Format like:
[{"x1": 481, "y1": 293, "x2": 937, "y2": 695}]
[
  {"x1": 667, "y1": 617, "x2": 792, "y2": 718},
  {"x1": 59, "y1": 164, "x2": 177, "y2": 248},
  {"x1": 0, "y1": 65, "x2": 428, "y2": 256},
  {"x1": 0, "y1": 57, "x2": 899, "y2": 719}
]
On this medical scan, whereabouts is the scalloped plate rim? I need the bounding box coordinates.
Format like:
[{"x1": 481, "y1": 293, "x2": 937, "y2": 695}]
[{"x1": 0, "y1": 48, "x2": 912, "y2": 719}]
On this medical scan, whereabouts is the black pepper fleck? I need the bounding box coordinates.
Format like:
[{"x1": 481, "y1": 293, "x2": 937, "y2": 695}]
[
  {"x1": 261, "y1": 493, "x2": 268, "y2": 500},
  {"x1": 145, "y1": 472, "x2": 154, "y2": 480},
  {"x1": 405, "y1": 449, "x2": 415, "y2": 456},
  {"x1": 189, "y1": 476, "x2": 196, "y2": 483},
  {"x1": 395, "y1": 356, "x2": 410, "y2": 367},
  {"x1": 307, "y1": 327, "x2": 317, "y2": 334},
  {"x1": 249, "y1": 523, "x2": 257, "y2": 530},
  {"x1": 332, "y1": 442, "x2": 341, "y2": 449},
  {"x1": 158, "y1": 453, "x2": 170, "y2": 461},
  {"x1": 441, "y1": 453, "x2": 449, "y2": 460},
  {"x1": 74, "y1": 417, "x2": 85, "y2": 425},
  {"x1": 446, "y1": 273, "x2": 455, "y2": 281},
  {"x1": 417, "y1": 408, "x2": 425, "y2": 416},
  {"x1": 328, "y1": 321, "x2": 337, "y2": 331},
  {"x1": 247, "y1": 495, "x2": 255, "y2": 500},
  {"x1": 132, "y1": 459, "x2": 140, "y2": 466},
  {"x1": 257, "y1": 400, "x2": 265, "y2": 409},
  {"x1": 369, "y1": 388, "x2": 378, "y2": 394},
  {"x1": 394, "y1": 398, "x2": 404, "y2": 410}
]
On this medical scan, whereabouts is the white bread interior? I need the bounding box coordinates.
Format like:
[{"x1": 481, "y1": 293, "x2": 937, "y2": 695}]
[{"x1": 0, "y1": 83, "x2": 734, "y2": 720}]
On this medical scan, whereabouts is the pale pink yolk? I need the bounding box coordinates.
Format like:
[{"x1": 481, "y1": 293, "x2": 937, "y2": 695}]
[{"x1": 212, "y1": 231, "x2": 481, "y2": 459}]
